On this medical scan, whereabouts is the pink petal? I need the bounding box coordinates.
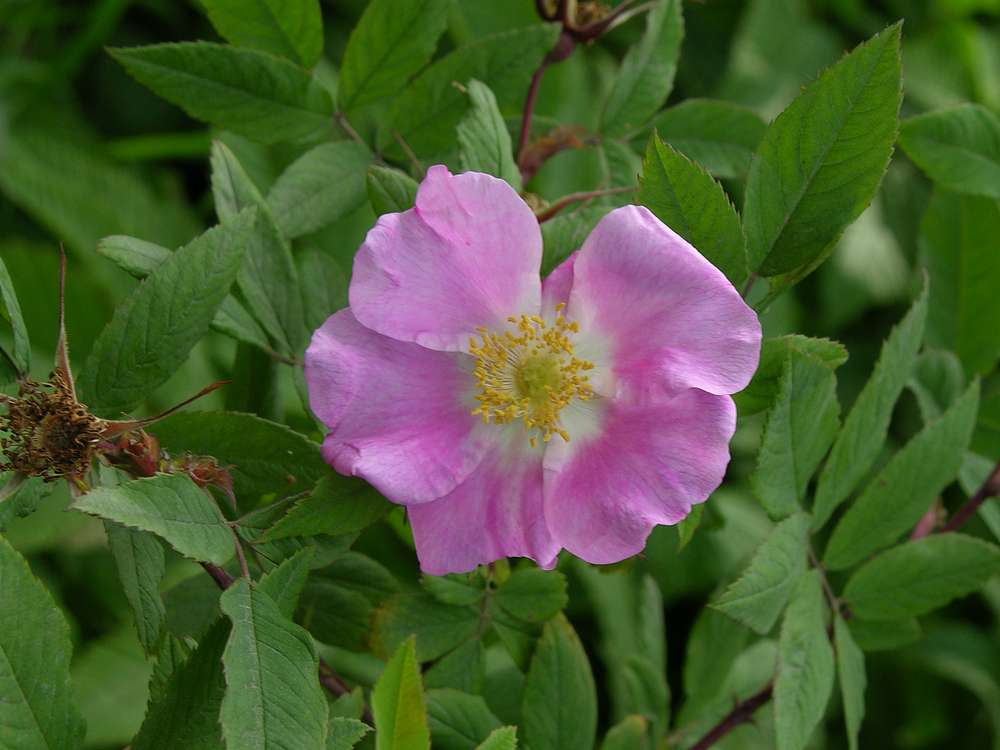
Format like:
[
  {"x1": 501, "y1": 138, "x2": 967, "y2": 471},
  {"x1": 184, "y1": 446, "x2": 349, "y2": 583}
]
[
  {"x1": 350, "y1": 166, "x2": 542, "y2": 351},
  {"x1": 543, "y1": 389, "x2": 736, "y2": 564},
  {"x1": 568, "y1": 205, "x2": 761, "y2": 401},
  {"x1": 409, "y1": 429, "x2": 557, "y2": 575},
  {"x1": 541, "y1": 252, "x2": 576, "y2": 319},
  {"x1": 305, "y1": 309, "x2": 489, "y2": 504}
]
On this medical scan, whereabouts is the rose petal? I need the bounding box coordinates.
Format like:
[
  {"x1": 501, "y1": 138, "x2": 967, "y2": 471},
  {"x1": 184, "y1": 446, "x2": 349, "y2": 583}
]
[
  {"x1": 541, "y1": 252, "x2": 576, "y2": 319},
  {"x1": 409, "y1": 428, "x2": 557, "y2": 575},
  {"x1": 305, "y1": 309, "x2": 489, "y2": 504},
  {"x1": 568, "y1": 205, "x2": 761, "y2": 401},
  {"x1": 350, "y1": 165, "x2": 542, "y2": 351},
  {"x1": 543, "y1": 389, "x2": 736, "y2": 564}
]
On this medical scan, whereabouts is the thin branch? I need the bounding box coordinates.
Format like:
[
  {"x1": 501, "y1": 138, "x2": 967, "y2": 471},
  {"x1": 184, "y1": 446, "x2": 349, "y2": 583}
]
[
  {"x1": 335, "y1": 112, "x2": 368, "y2": 151},
  {"x1": 392, "y1": 130, "x2": 424, "y2": 178},
  {"x1": 941, "y1": 459, "x2": 1000, "y2": 533},
  {"x1": 517, "y1": 62, "x2": 550, "y2": 167},
  {"x1": 232, "y1": 529, "x2": 251, "y2": 579},
  {"x1": 534, "y1": 185, "x2": 635, "y2": 223},
  {"x1": 740, "y1": 273, "x2": 758, "y2": 300},
  {"x1": 689, "y1": 683, "x2": 774, "y2": 750}
]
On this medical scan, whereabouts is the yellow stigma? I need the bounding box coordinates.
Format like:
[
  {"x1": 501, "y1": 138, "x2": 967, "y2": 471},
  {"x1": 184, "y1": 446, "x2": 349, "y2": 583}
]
[{"x1": 469, "y1": 303, "x2": 594, "y2": 447}]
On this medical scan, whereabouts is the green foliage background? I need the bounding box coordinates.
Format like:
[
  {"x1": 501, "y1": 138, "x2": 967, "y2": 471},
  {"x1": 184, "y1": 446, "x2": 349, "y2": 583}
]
[{"x1": 1, "y1": 1, "x2": 1000, "y2": 749}]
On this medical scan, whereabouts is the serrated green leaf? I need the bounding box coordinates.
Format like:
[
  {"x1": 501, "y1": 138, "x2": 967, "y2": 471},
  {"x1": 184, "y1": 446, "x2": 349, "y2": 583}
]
[
  {"x1": 843, "y1": 534, "x2": 1000, "y2": 620},
  {"x1": 712, "y1": 512, "x2": 810, "y2": 634},
  {"x1": 379, "y1": 24, "x2": 560, "y2": 160},
  {"x1": 105, "y1": 521, "x2": 166, "y2": 654},
  {"x1": 201, "y1": 0, "x2": 323, "y2": 67},
  {"x1": 646, "y1": 99, "x2": 766, "y2": 179},
  {"x1": 834, "y1": 616, "x2": 866, "y2": 750},
  {"x1": 426, "y1": 689, "x2": 501, "y2": 750},
  {"x1": 132, "y1": 618, "x2": 228, "y2": 750},
  {"x1": 373, "y1": 638, "x2": 431, "y2": 750},
  {"x1": 824, "y1": 381, "x2": 980, "y2": 570},
  {"x1": 812, "y1": 285, "x2": 928, "y2": 529},
  {"x1": 0, "y1": 534, "x2": 86, "y2": 750},
  {"x1": 908, "y1": 349, "x2": 966, "y2": 423},
  {"x1": 78, "y1": 212, "x2": 251, "y2": 414},
  {"x1": 457, "y1": 79, "x2": 521, "y2": 188},
  {"x1": 338, "y1": 0, "x2": 452, "y2": 113},
  {"x1": 422, "y1": 574, "x2": 485, "y2": 607},
  {"x1": 150, "y1": 411, "x2": 328, "y2": 502},
  {"x1": 96, "y1": 234, "x2": 272, "y2": 352},
  {"x1": 110, "y1": 43, "x2": 333, "y2": 144},
  {"x1": 495, "y1": 569, "x2": 567, "y2": 624},
  {"x1": 752, "y1": 351, "x2": 840, "y2": 519},
  {"x1": 735, "y1": 335, "x2": 848, "y2": 416},
  {"x1": 598, "y1": 716, "x2": 647, "y2": 750},
  {"x1": 97, "y1": 235, "x2": 171, "y2": 277},
  {"x1": 847, "y1": 616, "x2": 922, "y2": 652},
  {"x1": 638, "y1": 134, "x2": 747, "y2": 286},
  {"x1": 75, "y1": 474, "x2": 233, "y2": 565},
  {"x1": 601, "y1": 0, "x2": 683, "y2": 136},
  {"x1": 900, "y1": 103, "x2": 1000, "y2": 198},
  {"x1": 257, "y1": 546, "x2": 315, "y2": 618},
  {"x1": 299, "y1": 249, "x2": 349, "y2": 331},
  {"x1": 919, "y1": 188, "x2": 1000, "y2": 375},
  {"x1": 681, "y1": 607, "x2": 750, "y2": 720},
  {"x1": 522, "y1": 615, "x2": 597, "y2": 750},
  {"x1": 211, "y1": 140, "x2": 305, "y2": 355},
  {"x1": 219, "y1": 579, "x2": 327, "y2": 749},
  {"x1": 262, "y1": 474, "x2": 391, "y2": 541},
  {"x1": 476, "y1": 726, "x2": 517, "y2": 750},
  {"x1": 267, "y1": 141, "x2": 372, "y2": 238},
  {"x1": 675, "y1": 503, "x2": 704, "y2": 552},
  {"x1": 328, "y1": 716, "x2": 371, "y2": 750},
  {"x1": 298, "y1": 553, "x2": 398, "y2": 651},
  {"x1": 148, "y1": 635, "x2": 190, "y2": 705},
  {"x1": 424, "y1": 640, "x2": 485, "y2": 694},
  {"x1": 744, "y1": 23, "x2": 902, "y2": 276},
  {"x1": 0, "y1": 256, "x2": 29, "y2": 381},
  {"x1": 774, "y1": 571, "x2": 835, "y2": 750},
  {"x1": 375, "y1": 592, "x2": 479, "y2": 662},
  {"x1": 367, "y1": 167, "x2": 419, "y2": 216}
]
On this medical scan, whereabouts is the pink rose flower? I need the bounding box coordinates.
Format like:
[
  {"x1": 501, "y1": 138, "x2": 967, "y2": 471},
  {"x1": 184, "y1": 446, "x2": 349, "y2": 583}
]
[{"x1": 306, "y1": 166, "x2": 761, "y2": 575}]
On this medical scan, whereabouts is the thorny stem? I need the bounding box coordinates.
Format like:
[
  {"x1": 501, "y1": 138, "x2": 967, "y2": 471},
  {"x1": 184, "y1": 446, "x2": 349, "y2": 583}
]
[
  {"x1": 687, "y1": 460, "x2": 1000, "y2": 749},
  {"x1": 199, "y1": 560, "x2": 372, "y2": 722},
  {"x1": 688, "y1": 683, "x2": 774, "y2": 750},
  {"x1": 534, "y1": 185, "x2": 635, "y2": 222}
]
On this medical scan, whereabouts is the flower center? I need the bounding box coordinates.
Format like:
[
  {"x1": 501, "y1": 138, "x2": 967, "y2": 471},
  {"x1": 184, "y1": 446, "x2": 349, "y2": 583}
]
[{"x1": 469, "y1": 304, "x2": 594, "y2": 447}]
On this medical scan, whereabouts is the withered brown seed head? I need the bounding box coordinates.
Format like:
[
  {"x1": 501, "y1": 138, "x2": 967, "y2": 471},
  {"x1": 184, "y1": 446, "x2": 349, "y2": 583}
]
[
  {"x1": 0, "y1": 372, "x2": 105, "y2": 481},
  {"x1": 573, "y1": 1, "x2": 611, "y2": 27}
]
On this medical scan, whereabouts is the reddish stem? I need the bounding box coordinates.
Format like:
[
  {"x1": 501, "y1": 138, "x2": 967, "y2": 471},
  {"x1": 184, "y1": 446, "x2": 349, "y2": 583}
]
[
  {"x1": 534, "y1": 185, "x2": 635, "y2": 222},
  {"x1": 517, "y1": 62, "x2": 550, "y2": 168},
  {"x1": 941, "y1": 460, "x2": 1000, "y2": 532},
  {"x1": 689, "y1": 683, "x2": 774, "y2": 750}
]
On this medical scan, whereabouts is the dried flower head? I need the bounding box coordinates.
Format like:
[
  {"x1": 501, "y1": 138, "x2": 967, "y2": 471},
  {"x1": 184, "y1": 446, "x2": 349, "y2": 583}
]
[
  {"x1": 0, "y1": 373, "x2": 104, "y2": 481},
  {"x1": 0, "y1": 249, "x2": 229, "y2": 498}
]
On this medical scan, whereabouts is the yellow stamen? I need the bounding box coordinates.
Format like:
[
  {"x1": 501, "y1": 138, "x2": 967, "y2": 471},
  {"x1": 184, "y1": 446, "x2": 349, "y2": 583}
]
[{"x1": 469, "y1": 311, "x2": 593, "y2": 445}]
